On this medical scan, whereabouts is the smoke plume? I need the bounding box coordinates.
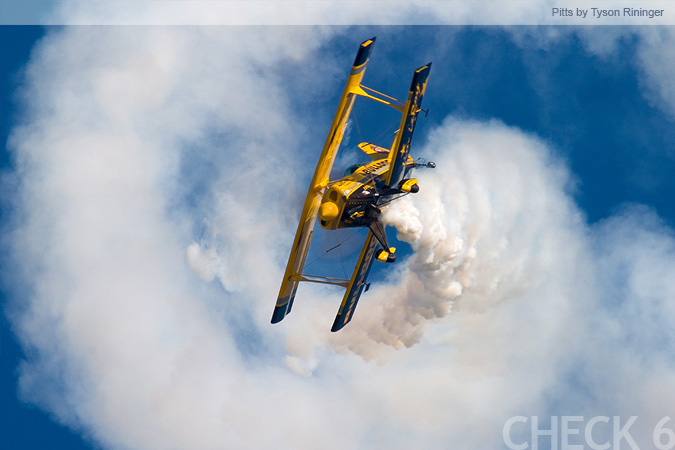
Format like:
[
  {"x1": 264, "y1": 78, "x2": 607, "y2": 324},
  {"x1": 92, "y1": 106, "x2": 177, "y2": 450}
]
[{"x1": 4, "y1": 22, "x2": 675, "y2": 450}]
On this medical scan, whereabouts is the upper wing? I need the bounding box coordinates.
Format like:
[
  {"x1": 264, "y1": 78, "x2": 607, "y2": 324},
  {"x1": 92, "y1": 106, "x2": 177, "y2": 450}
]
[
  {"x1": 384, "y1": 63, "x2": 431, "y2": 189},
  {"x1": 272, "y1": 38, "x2": 376, "y2": 324},
  {"x1": 331, "y1": 231, "x2": 379, "y2": 332}
]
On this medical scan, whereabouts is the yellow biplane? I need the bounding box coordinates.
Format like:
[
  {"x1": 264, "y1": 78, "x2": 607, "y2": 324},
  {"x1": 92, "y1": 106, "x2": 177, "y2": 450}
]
[{"x1": 272, "y1": 37, "x2": 433, "y2": 331}]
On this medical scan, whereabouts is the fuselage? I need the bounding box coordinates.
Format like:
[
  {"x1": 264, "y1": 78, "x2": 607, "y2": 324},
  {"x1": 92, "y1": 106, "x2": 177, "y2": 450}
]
[{"x1": 318, "y1": 155, "x2": 414, "y2": 230}]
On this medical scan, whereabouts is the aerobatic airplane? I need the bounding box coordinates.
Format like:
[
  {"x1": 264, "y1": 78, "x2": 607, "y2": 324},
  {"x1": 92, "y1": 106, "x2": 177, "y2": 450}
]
[{"x1": 271, "y1": 37, "x2": 433, "y2": 331}]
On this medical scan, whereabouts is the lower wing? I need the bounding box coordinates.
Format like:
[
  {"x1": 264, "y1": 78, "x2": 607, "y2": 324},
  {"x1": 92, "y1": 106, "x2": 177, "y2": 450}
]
[{"x1": 331, "y1": 231, "x2": 379, "y2": 332}]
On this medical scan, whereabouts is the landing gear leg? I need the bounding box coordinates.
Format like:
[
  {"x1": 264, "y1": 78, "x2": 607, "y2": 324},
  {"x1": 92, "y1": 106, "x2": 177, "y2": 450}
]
[{"x1": 365, "y1": 205, "x2": 396, "y2": 263}]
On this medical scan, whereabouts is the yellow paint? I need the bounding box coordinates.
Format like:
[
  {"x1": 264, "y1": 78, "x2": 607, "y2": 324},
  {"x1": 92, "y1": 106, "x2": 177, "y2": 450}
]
[
  {"x1": 400, "y1": 178, "x2": 418, "y2": 192},
  {"x1": 319, "y1": 202, "x2": 339, "y2": 221}
]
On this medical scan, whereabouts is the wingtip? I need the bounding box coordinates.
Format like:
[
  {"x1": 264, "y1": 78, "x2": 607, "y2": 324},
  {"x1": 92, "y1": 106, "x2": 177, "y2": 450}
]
[
  {"x1": 271, "y1": 300, "x2": 291, "y2": 324},
  {"x1": 330, "y1": 320, "x2": 345, "y2": 332},
  {"x1": 271, "y1": 310, "x2": 286, "y2": 324},
  {"x1": 353, "y1": 38, "x2": 376, "y2": 70},
  {"x1": 416, "y1": 62, "x2": 432, "y2": 73}
]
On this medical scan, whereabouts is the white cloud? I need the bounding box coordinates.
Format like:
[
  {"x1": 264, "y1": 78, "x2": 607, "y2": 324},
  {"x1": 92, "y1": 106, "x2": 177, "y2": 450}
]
[
  {"x1": 7, "y1": 26, "x2": 339, "y2": 449},
  {"x1": 633, "y1": 27, "x2": 675, "y2": 118},
  {"x1": 509, "y1": 25, "x2": 675, "y2": 120},
  {"x1": 6, "y1": 23, "x2": 675, "y2": 450}
]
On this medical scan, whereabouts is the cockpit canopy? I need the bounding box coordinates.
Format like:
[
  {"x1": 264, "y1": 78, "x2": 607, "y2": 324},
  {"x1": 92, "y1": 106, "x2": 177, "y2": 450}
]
[{"x1": 344, "y1": 163, "x2": 368, "y2": 177}]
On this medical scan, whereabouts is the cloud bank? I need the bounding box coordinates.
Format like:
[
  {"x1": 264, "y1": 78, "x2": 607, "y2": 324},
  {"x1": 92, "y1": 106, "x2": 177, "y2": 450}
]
[{"x1": 4, "y1": 23, "x2": 675, "y2": 450}]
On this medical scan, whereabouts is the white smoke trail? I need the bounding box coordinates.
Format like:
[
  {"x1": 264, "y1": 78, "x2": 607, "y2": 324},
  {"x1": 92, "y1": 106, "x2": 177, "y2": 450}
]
[
  {"x1": 5, "y1": 21, "x2": 675, "y2": 450},
  {"x1": 316, "y1": 117, "x2": 588, "y2": 355}
]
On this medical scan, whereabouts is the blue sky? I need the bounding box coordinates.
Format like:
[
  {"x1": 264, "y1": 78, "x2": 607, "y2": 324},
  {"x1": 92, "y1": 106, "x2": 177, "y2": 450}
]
[
  {"x1": 1, "y1": 25, "x2": 96, "y2": 450},
  {"x1": 2, "y1": 14, "x2": 675, "y2": 450}
]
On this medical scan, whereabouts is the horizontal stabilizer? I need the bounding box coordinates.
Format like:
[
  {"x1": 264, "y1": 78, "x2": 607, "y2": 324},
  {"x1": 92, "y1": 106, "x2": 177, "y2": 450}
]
[{"x1": 358, "y1": 142, "x2": 389, "y2": 160}]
